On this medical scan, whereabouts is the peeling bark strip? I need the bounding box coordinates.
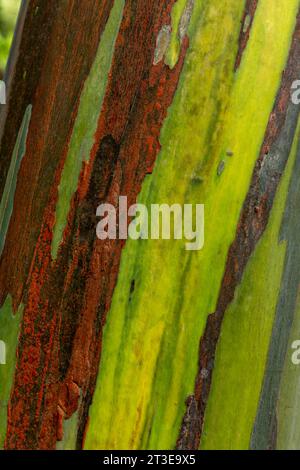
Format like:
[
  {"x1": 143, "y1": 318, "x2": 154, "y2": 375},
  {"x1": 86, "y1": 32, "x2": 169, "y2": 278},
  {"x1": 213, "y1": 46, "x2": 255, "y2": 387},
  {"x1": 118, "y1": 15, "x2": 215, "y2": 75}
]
[
  {"x1": 235, "y1": 0, "x2": 259, "y2": 70},
  {"x1": 177, "y1": 9, "x2": 300, "y2": 450},
  {"x1": 2, "y1": 0, "x2": 188, "y2": 450},
  {"x1": 0, "y1": 105, "x2": 32, "y2": 256}
]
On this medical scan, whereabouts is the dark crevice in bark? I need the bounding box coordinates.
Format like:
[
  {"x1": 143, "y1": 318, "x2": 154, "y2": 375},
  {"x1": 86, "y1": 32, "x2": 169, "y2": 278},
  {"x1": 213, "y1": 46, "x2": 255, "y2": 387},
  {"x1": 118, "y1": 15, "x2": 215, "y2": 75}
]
[{"x1": 235, "y1": 0, "x2": 259, "y2": 71}]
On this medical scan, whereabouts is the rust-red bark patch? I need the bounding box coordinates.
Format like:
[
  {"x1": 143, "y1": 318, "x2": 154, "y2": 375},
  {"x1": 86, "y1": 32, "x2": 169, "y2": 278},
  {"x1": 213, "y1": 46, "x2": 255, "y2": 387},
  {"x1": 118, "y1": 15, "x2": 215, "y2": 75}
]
[{"x1": 3, "y1": 0, "x2": 188, "y2": 450}]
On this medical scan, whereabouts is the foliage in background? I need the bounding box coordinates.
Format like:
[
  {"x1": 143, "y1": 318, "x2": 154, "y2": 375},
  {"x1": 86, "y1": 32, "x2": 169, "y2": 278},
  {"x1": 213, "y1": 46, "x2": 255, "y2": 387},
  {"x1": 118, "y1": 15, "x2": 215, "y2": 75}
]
[{"x1": 0, "y1": 0, "x2": 20, "y2": 75}]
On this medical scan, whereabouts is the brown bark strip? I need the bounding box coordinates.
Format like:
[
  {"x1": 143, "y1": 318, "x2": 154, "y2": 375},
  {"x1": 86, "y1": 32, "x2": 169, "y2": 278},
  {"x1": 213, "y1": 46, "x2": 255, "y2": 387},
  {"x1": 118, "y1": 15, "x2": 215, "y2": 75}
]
[
  {"x1": 177, "y1": 10, "x2": 300, "y2": 450},
  {"x1": 0, "y1": 0, "x2": 114, "y2": 449},
  {"x1": 4, "y1": 0, "x2": 189, "y2": 450},
  {"x1": 234, "y1": 0, "x2": 259, "y2": 70},
  {"x1": 0, "y1": 0, "x2": 114, "y2": 309}
]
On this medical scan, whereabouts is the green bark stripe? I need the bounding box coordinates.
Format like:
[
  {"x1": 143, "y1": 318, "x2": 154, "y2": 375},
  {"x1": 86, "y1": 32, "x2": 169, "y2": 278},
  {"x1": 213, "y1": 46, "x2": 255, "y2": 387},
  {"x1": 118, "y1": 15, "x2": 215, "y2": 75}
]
[
  {"x1": 0, "y1": 296, "x2": 23, "y2": 448},
  {"x1": 51, "y1": 0, "x2": 125, "y2": 259},
  {"x1": 200, "y1": 119, "x2": 300, "y2": 450},
  {"x1": 85, "y1": 0, "x2": 299, "y2": 450},
  {"x1": 278, "y1": 287, "x2": 300, "y2": 449},
  {"x1": 56, "y1": 407, "x2": 80, "y2": 450},
  {"x1": 165, "y1": 0, "x2": 194, "y2": 69},
  {"x1": 252, "y1": 119, "x2": 300, "y2": 449}
]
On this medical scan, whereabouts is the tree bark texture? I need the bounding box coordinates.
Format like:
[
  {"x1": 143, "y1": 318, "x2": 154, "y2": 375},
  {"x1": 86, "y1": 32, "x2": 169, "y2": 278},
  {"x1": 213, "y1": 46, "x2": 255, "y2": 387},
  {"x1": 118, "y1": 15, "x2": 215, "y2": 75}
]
[{"x1": 0, "y1": 0, "x2": 300, "y2": 450}]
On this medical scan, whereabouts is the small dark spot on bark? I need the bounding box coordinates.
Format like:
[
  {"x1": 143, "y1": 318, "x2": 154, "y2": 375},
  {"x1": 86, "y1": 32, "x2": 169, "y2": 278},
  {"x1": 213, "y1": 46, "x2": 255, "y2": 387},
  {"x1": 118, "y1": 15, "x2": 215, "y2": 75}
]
[
  {"x1": 191, "y1": 173, "x2": 203, "y2": 184},
  {"x1": 88, "y1": 134, "x2": 120, "y2": 202},
  {"x1": 217, "y1": 160, "x2": 225, "y2": 176}
]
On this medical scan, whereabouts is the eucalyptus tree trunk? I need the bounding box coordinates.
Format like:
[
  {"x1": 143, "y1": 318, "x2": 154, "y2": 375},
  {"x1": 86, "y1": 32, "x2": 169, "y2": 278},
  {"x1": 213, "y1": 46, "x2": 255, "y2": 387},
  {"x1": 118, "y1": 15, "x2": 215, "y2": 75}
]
[{"x1": 0, "y1": 0, "x2": 300, "y2": 451}]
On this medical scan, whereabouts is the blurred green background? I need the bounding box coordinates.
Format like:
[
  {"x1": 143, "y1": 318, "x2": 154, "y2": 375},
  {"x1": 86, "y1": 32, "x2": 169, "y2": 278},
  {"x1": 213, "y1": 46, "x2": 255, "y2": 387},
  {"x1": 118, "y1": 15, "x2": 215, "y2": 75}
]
[{"x1": 0, "y1": 0, "x2": 21, "y2": 76}]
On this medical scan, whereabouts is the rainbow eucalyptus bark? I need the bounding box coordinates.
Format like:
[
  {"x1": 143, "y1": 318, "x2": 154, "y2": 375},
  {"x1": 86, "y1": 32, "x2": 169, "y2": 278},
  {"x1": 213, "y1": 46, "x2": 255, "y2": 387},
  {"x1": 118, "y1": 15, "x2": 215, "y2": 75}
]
[{"x1": 0, "y1": 0, "x2": 300, "y2": 451}]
